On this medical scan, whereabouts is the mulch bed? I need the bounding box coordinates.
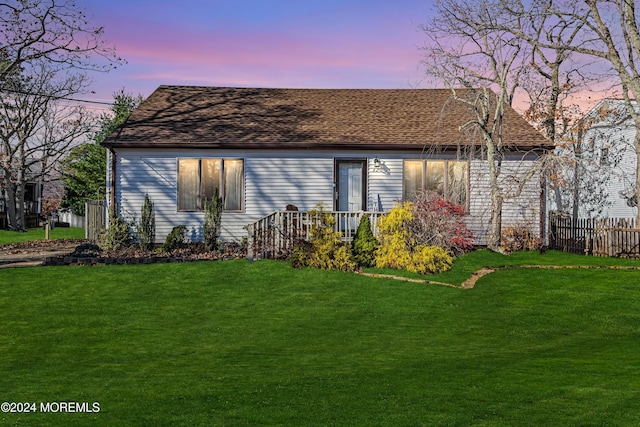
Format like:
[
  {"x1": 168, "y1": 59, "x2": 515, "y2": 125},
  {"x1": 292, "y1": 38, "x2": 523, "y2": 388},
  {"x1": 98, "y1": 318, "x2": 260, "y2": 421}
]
[
  {"x1": 17, "y1": 241, "x2": 248, "y2": 267},
  {"x1": 1, "y1": 239, "x2": 87, "y2": 253}
]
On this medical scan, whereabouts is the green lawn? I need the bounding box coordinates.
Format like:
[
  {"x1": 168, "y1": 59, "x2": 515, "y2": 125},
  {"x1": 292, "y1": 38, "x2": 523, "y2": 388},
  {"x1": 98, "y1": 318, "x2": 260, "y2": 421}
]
[
  {"x1": 0, "y1": 252, "x2": 639, "y2": 425},
  {"x1": 0, "y1": 227, "x2": 85, "y2": 245}
]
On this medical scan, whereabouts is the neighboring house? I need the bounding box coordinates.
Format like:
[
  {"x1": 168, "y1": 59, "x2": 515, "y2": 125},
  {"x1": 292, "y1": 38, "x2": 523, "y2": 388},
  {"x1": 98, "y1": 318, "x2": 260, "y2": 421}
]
[
  {"x1": 550, "y1": 99, "x2": 638, "y2": 219},
  {"x1": 0, "y1": 171, "x2": 42, "y2": 229},
  {"x1": 102, "y1": 86, "x2": 551, "y2": 245}
]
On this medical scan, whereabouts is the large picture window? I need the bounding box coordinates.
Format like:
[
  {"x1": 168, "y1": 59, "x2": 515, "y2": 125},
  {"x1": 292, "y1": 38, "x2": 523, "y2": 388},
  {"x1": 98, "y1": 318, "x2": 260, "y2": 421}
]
[
  {"x1": 178, "y1": 158, "x2": 244, "y2": 211},
  {"x1": 403, "y1": 159, "x2": 468, "y2": 207}
]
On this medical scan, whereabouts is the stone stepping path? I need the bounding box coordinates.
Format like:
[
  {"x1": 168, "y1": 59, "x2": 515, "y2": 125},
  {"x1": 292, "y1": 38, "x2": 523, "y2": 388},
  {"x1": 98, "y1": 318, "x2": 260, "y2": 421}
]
[{"x1": 359, "y1": 264, "x2": 640, "y2": 289}]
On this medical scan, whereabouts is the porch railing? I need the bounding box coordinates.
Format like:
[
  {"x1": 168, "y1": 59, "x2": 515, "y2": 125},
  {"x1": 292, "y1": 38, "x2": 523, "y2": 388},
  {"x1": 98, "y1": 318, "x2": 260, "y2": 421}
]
[{"x1": 246, "y1": 211, "x2": 385, "y2": 260}]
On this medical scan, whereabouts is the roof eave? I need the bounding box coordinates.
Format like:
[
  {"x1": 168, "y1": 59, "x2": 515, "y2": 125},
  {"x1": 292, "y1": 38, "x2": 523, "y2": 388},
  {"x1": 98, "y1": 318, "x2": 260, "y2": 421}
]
[{"x1": 101, "y1": 140, "x2": 552, "y2": 151}]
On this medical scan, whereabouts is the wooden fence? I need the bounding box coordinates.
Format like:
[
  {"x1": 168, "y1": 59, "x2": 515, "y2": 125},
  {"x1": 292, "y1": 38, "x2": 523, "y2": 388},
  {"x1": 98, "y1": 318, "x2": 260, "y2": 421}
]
[
  {"x1": 85, "y1": 200, "x2": 107, "y2": 241},
  {"x1": 549, "y1": 214, "x2": 640, "y2": 257},
  {"x1": 246, "y1": 211, "x2": 384, "y2": 260}
]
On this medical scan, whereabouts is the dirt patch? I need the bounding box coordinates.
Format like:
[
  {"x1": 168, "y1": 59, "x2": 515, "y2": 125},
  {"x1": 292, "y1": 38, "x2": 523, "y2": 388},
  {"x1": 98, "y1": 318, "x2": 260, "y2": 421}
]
[
  {"x1": 460, "y1": 267, "x2": 496, "y2": 289},
  {"x1": 0, "y1": 240, "x2": 85, "y2": 267},
  {"x1": 0, "y1": 240, "x2": 246, "y2": 268}
]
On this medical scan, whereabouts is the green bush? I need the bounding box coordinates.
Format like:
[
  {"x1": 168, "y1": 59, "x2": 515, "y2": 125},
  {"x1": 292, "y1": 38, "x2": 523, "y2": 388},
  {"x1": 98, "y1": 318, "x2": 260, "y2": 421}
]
[
  {"x1": 99, "y1": 208, "x2": 132, "y2": 251},
  {"x1": 136, "y1": 194, "x2": 155, "y2": 251},
  {"x1": 203, "y1": 188, "x2": 223, "y2": 251},
  {"x1": 351, "y1": 215, "x2": 379, "y2": 268},
  {"x1": 288, "y1": 203, "x2": 357, "y2": 272},
  {"x1": 163, "y1": 225, "x2": 187, "y2": 252}
]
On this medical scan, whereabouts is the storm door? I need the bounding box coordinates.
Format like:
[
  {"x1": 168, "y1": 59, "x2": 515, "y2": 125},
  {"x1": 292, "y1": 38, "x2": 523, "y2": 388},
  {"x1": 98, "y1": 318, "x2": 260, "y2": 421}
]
[{"x1": 335, "y1": 160, "x2": 367, "y2": 236}]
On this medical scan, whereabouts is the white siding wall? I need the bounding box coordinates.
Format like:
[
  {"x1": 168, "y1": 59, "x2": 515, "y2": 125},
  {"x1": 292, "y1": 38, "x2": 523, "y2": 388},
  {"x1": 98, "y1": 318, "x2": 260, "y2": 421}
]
[
  {"x1": 548, "y1": 109, "x2": 639, "y2": 220},
  {"x1": 595, "y1": 125, "x2": 637, "y2": 219},
  {"x1": 111, "y1": 148, "x2": 544, "y2": 245},
  {"x1": 468, "y1": 158, "x2": 542, "y2": 244}
]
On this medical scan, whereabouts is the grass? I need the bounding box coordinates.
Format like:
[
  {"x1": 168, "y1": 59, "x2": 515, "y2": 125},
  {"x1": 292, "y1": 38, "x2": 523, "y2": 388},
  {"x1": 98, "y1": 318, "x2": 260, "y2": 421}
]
[
  {"x1": 0, "y1": 227, "x2": 85, "y2": 245},
  {"x1": 0, "y1": 251, "x2": 639, "y2": 425},
  {"x1": 368, "y1": 248, "x2": 640, "y2": 285}
]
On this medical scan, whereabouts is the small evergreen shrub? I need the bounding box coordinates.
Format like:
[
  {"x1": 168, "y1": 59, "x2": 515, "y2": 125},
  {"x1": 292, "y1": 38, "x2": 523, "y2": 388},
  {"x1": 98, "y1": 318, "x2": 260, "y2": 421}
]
[
  {"x1": 351, "y1": 215, "x2": 379, "y2": 268},
  {"x1": 136, "y1": 194, "x2": 155, "y2": 251},
  {"x1": 203, "y1": 188, "x2": 223, "y2": 251},
  {"x1": 99, "y1": 207, "x2": 132, "y2": 251},
  {"x1": 163, "y1": 225, "x2": 187, "y2": 252},
  {"x1": 288, "y1": 203, "x2": 357, "y2": 272}
]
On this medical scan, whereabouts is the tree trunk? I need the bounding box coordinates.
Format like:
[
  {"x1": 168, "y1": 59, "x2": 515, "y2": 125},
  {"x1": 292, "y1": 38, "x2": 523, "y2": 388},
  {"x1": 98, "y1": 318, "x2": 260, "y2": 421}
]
[
  {"x1": 635, "y1": 124, "x2": 640, "y2": 224},
  {"x1": 4, "y1": 183, "x2": 18, "y2": 231},
  {"x1": 487, "y1": 187, "x2": 504, "y2": 251},
  {"x1": 15, "y1": 180, "x2": 26, "y2": 230},
  {"x1": 485, "y1": 138, "x2": 504, "y2": 252},
  {"x1": 3, "y1": 176, "x2": 27, "y2": 231}
]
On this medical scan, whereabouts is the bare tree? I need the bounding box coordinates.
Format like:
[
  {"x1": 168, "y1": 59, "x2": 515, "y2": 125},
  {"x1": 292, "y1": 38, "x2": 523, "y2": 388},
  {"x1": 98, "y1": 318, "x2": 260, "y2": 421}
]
[
  {"x1": 422, "y1": 0, "x2": 546, "y2": 251},
  {"x1": 0, "y1": 60, "x2": 92, "y2": 229},
  {"x1": 0, "y1": 0, "x2": 121, "y2": 82},
  {"x1": 563, "y1": 0, "x2": 640, "y2": 222},
  {"x1": 485, "y1": 1, "x2": 623, "y2": 221},
  {"x1": 0, "y1": 0, "x2": 122, "y2": 230},
  {"x1": 504, "y1": 0, "x2": 640, "y2": 221},
  {"x1": 554, "y1": 100, "x2": 635, "y2": 218}
]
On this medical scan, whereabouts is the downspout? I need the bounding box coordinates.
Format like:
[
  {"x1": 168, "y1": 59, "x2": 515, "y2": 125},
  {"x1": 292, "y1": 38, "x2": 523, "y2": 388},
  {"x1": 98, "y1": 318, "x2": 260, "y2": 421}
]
[
  {"x1": 109, "y1": 148, "x2": 116, "y2": 210},
  {"x1": 540, "y1": 149, "x2": 548, "y2": 247}
]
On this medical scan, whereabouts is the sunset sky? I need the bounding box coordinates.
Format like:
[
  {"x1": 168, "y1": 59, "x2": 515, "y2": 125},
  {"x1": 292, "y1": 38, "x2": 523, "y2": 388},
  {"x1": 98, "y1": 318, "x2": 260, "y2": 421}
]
[{"x1": 83, "y1": 0, "x2": 432, "y2": 108}]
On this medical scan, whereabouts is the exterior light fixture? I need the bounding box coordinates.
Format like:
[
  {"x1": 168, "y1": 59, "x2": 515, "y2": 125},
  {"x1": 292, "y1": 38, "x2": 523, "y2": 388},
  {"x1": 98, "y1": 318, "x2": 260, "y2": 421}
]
[{"x1": 373, "y1": 157, "x2": 381, "y2": 170}]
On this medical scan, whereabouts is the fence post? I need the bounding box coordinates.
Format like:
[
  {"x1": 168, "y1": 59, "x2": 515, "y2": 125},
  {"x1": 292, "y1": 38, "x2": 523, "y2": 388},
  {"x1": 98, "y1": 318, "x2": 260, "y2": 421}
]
[{"x1": 85, "y1": 200, "x2": 107, "y2": 241}]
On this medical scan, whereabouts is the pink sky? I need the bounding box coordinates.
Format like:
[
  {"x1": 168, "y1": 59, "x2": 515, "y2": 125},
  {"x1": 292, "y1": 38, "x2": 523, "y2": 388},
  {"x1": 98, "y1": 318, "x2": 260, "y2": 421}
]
[
  {"x1": 83, "y1": 0, "x2": 432, "y2": 107},
  {"x1": 80, "y1": 0, "x2": 618, "y2": 116}
]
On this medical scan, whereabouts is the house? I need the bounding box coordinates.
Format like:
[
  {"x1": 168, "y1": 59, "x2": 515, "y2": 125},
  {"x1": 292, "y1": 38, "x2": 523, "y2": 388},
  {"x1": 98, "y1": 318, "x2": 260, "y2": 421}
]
[
  {"x1": 0, "y1": 171, "x2": 42, "y2": 229},
  {"x1": 102, "y1": 86, "x2": 551, "y2": 245},
  {"x1": 550, "y1": 99, "x2": 638, "y2": 219}
]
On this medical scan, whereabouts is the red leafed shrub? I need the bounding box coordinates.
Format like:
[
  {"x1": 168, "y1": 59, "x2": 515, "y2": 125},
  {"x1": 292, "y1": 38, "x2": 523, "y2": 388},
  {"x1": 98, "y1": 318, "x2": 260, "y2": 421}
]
[
  {"x1": 407, "y1": 191, "x2": 474, "y2": 256},
  {"x1": 41, "y1": 197, "x2": 60, "y2": 216}
]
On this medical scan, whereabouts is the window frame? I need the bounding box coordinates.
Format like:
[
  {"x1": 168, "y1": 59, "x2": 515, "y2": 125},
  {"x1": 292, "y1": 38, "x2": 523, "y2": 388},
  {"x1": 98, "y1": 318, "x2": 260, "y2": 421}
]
[
  {"x1": 177, "y1": 157, "x2": 244, "y2": 213},
  {"x1": 402, "y1": 159, "x2": 470, "y2": 209}
]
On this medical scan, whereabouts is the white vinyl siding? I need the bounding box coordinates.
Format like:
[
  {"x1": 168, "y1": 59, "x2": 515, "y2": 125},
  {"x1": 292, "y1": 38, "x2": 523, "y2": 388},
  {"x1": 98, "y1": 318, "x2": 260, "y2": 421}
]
[
  {"x1": 467, "y1": 159, "x2": 542, "y2": 244},
  {"x1": 111, "y1": 149, "x2": 544, "y2": 245}
]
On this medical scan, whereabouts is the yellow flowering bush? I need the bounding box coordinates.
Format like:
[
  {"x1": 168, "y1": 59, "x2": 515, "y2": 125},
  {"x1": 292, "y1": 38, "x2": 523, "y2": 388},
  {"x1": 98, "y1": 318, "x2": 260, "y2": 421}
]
[
  {"x1": 375, "y1": 202, "x2": 452, "y2": 274},
  {"x1": 288, "y1": 203, "x2": 357, "y2": 272}
]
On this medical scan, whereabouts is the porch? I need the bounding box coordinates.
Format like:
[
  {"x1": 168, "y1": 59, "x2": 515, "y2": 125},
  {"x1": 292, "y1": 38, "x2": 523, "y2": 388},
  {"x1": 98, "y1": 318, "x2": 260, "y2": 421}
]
[
  {"x1": 0, "y1": 199, "x2": 40, "y2": 229},
  {"x1": 246, "y1": 210, "x2": 385, "y2": 260}
]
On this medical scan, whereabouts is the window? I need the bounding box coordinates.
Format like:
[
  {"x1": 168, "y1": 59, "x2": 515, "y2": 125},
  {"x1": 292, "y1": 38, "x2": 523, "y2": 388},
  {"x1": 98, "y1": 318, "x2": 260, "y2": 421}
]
[
  {"x1": 403, "y1": 159, "x2": 468, "y2": 206},
  {"x1": 600, "y1": 148, "x2": 609, "y2": 166},
  {"x1": 178, "y1": 158, "x2": 244, "y2": 211}
]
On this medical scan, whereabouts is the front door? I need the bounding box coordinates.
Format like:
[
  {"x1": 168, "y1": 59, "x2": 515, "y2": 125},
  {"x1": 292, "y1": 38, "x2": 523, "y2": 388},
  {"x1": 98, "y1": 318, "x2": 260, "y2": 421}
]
[{"x1": 336, "y1": 160, "x2": 366, "y2": 211}]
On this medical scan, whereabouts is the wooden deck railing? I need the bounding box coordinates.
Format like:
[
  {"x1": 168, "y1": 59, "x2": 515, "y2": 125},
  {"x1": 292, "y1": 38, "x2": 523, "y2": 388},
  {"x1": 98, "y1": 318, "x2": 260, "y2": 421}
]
[
  {"x1": 549, "y1": 214, "x2": 640, "y2": 257},
  {"x1": 246, "y1": 211, "x2": 385, "y2": 260}
]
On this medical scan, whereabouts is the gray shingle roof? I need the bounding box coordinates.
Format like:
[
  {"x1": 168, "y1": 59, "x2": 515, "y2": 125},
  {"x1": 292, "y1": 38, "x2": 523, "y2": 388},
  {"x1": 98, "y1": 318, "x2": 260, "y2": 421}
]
[{"x1": 102, "y1": 85, "x2": 550, "y2": 150}]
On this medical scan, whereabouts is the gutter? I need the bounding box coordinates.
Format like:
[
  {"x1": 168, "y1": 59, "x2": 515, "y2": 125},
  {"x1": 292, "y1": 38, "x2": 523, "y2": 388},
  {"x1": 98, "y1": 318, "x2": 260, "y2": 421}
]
[{"x1": 109, "y1": 148, "x2": 116, "y2": 210}]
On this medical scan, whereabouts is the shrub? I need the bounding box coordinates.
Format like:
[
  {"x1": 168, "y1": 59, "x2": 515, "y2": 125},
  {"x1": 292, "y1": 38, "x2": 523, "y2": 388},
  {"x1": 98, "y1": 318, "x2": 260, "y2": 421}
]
[
  {"x1": 288, "y1": 203, "x2": 357, "y2": 272},
  {"x1": 163, "y1": 225, "x2": 187, "y2": 252},
  {"x1": 99, "y1": 207, "x2": 132, "y2": 251},
  {"x1": 351, "y1": 215, "x2": 379, "y2": 268},
  {"x1": 136, "y1": 194, "x2": 155, "y2": 251},
  {"x1": 375, "y1": 202, "x2": 452, "y2": 274},
  {"x1": 203, "y1": 188, "x2": 223, "y2": 251},
  {"x1": 408, "y1": 191, "x2": 474, "y2": 256},
  {"x1": 405, "y1": 245, "x2": 453, "y2": 275},
  {"x1": 501, "y1": 224, "x2": 542, "y2": 253}
]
